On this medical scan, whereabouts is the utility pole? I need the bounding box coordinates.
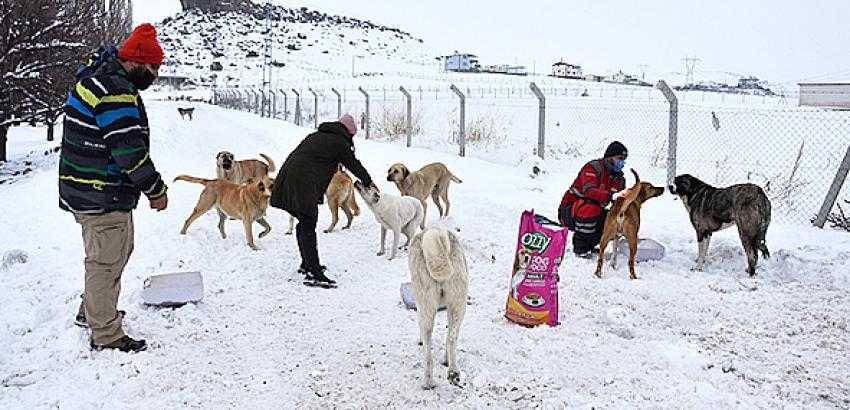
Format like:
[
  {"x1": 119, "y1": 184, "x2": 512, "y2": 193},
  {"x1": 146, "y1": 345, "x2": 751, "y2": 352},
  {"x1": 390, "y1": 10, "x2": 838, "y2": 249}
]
[
  {"x1": 639, "y1": 64, "x2": 649, "y2": 80},
  {"x1": 261, "y1": 0, "x2": 273, "y2": 115},
  {"x1": 681, "y1": 56, "x2": 700, "y2": 85}
]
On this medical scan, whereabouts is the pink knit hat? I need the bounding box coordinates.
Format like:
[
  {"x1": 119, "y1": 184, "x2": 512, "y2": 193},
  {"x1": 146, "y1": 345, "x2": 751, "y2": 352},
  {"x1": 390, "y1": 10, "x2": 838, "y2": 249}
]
[{"x1": 339, "y1": 113, "x2": 357, "y2": 136}]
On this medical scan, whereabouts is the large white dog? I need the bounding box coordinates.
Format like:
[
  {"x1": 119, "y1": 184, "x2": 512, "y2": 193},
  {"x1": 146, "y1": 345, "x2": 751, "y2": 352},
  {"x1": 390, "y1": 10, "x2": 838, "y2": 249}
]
[
  {"x1": 353, "y1": 181, "x2": 424, "y2": 260},
  {"x1": 408, "y1": 227, "x2": 469, "y2": 389}
]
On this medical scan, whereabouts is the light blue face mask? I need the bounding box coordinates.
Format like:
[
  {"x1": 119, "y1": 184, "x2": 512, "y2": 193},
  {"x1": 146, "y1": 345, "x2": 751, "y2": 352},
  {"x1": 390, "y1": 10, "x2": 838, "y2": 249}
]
[{"x1": 613, "y1": 159, "x2": 625, "y2": 172}]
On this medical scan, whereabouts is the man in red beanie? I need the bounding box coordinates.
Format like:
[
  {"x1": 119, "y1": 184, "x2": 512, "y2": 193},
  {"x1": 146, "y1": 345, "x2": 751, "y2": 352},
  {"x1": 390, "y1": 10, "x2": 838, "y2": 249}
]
[{"x1": 59, "y1": 23, "x2": 168, "y2": 352}]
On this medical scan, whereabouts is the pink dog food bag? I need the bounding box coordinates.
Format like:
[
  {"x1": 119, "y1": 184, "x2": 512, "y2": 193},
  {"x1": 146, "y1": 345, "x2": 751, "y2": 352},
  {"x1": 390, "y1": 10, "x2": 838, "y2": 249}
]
[{"x1": 505, "y1": 210, "x2": 568, "y2": 327}]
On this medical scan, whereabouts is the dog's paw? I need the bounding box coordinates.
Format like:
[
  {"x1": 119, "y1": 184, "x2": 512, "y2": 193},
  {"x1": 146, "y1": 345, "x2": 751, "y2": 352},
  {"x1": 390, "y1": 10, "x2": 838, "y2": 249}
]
[
  {"x1": 690, "y1": 264, "x2": 705, "y2": 272},
  {"x1": 422, "y1": 380, "x2": 436, "y2": 390},
  {"x1": 258, "y1": 230, "x2": 270, "y2": 238},
  {"x1": 323, "y1": 229, "x2": 332, "y2": 233},
  {"x1": 248, "y1": 244, "x2": 260, "y2": 251},
  {"x1": 448, "y1": 370, "x2": 461, "y2": 386},
  {"x1": 342, "y1": 226, "x2": 350, "y2": 230},
  {"x1": 284, "y1": 231, "x2": 293, "y2": 235},
  {"x1": 594, "y1": 270, "x2": 603, "y2": 279},
  {"x1": 377, "y1": 251, "x2": 385, "y2": 256}
]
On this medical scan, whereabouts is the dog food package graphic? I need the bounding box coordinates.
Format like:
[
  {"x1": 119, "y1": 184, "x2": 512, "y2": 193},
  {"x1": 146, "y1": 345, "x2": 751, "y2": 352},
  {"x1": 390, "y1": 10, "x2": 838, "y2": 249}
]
[{"x1": 505, "y1": 210, "x2": 568, "y2": 327}]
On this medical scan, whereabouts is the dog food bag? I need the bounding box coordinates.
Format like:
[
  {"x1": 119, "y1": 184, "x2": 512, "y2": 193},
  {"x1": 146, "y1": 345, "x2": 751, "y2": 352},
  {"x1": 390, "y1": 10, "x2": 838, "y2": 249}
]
[{"x1": 505, "y1": 210, "x2": 568, "y2": 327}]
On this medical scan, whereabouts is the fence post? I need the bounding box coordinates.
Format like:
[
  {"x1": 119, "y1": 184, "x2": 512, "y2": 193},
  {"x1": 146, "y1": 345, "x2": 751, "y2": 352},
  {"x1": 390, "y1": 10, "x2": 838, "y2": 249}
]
[
  {"x1": 529, "y1": 82, "x2": 546, "y2": 160},
  {"x1": 449, "y1": 84, "x2": 465, "y2": 157},
  {"x1": 291, "y1": 89, "x2": 301, "y2": 126},
  {"x1": 331, "y1": 88, "x2": 342, "y2": 118},
  {"x1": 259, "y1": 90, "x2": 267, "y2": 117},
  {"x1": 271, "y1": 90, "x2": 277, "y2": 118},
  {"x1": 308, "y1": 88, "x2": 319, "y2": 129},
  {"x1": 399, "y1": 86, "x2": 412, "y2": 147},
  {"x1": 814, "y1": 145, "x2": 850, "y2": 228},
  {"x1": 656, "y1": 80, "x2": 678, "y2": 187},
  {"x1": 358, "y1": 86, "x2": 370, "y2": 139},
  {"x1": 279, "y1": 89, "x2": 287, "y2": 121}
]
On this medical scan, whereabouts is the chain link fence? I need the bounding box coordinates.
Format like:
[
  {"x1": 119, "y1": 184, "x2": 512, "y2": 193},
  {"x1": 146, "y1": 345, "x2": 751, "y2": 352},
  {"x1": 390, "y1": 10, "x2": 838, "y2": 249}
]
[{"x1": 212, "y1": 82, "x2": 850, "y2": 226}]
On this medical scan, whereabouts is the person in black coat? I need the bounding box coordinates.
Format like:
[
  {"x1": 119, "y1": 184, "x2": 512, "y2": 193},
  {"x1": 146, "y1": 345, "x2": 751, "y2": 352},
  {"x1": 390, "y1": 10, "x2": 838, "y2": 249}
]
[{"x1": 270, "y1": 113, "x2": 374, "y2": 285}]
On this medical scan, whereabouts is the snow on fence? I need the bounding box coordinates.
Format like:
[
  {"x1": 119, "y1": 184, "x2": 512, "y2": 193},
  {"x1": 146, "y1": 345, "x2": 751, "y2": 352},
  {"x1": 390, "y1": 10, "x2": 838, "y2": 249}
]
[{"x1": 212, "y1": 83, "x2": 850, "y2": 226}]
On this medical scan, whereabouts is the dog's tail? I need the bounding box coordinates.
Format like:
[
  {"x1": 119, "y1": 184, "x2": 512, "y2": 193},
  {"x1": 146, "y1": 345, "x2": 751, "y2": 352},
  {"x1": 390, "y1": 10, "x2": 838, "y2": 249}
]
[
  {"x1": 449, "y1": 172, "x2": 462, "y2": 184},
  {"x1": 174, "y1": 175, "x2": 214, "y2": 185},
  {"x1": 421, "y1": 228, "x2": 455, "y2": 282},
  {"x1": 615, "y1": 169, "x2": 642, "y2": 224},
  {"x1": 259, "y1": 153, "x2": 276, "y2": 173}
]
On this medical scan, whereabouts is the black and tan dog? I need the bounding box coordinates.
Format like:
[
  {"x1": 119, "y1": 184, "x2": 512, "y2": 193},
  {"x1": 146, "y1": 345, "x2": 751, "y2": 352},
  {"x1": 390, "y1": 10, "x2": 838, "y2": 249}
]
[
  {"x1": 177, "y1": 107, "x2": 195, "y2": 121},
  {"x1": 215, "y1": 152, "x2": 276, "y2": 185},
  {"x1": 175, "y1": 174, "x2": 274, "y2": 250},
  {"x1": 595, "y1": 169, "x2": 664, "y2": 280},
  {"x1": 669, "y1": 174, "x2": 771, "y2": 276}
]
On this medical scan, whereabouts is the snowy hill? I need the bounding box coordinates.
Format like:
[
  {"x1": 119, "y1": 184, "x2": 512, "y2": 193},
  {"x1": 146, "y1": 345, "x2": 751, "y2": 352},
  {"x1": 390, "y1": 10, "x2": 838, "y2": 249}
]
[
  {"x1": 156, "y1": 4, "x2": 438, "y2": 87},
  {"x1": 1, "y1": 101, "x2": 849, "y2": 407}
]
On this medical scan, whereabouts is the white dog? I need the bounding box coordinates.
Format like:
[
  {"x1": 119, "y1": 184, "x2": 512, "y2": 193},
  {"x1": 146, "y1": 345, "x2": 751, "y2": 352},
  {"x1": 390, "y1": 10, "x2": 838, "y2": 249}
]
[
  {"x1": 354, "y1": 181, "x2": 423, "y2": 260},
  {"x1": 408, "y1": 227, "x2": 469, "y2": 389}
]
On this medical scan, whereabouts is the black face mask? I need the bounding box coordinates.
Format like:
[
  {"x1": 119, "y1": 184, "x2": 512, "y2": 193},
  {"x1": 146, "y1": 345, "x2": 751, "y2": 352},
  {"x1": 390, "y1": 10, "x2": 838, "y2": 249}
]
[{"x1": 127, "y1": 65, "x2": 156, "y2": 91}]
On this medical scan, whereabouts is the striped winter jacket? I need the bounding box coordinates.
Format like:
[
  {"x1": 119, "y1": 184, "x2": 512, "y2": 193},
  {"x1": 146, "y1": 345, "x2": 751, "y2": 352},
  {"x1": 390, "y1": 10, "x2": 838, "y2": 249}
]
[{"x1": 59, "y1": 56, "x2": 166, "y2": 214}]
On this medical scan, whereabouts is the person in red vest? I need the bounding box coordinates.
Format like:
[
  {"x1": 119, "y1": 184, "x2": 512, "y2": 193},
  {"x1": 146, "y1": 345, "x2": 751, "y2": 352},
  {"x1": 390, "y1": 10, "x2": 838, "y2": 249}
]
[{"x1": 558, "y1": 141, "x2": 628, "y2": 258}]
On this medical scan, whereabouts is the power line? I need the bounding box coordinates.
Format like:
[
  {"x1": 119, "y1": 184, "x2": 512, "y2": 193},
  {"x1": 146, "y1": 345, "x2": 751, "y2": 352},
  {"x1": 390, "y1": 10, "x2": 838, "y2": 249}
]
[{"x1": 681, "y1": 56, "x2": 700, "y2": 85}]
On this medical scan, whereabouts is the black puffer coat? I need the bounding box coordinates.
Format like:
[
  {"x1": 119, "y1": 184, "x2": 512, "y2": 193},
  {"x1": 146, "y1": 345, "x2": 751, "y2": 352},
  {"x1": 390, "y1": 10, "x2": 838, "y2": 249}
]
[{"x1": 270, "y1": 122, "x2": 373, "y2": 216}]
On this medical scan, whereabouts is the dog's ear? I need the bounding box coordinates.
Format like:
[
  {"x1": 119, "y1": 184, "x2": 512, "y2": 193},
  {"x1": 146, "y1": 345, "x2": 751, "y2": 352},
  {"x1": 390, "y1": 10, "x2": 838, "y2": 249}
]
[{"x1": 402, "y1": 167, "x2": 409, "y2": 179}]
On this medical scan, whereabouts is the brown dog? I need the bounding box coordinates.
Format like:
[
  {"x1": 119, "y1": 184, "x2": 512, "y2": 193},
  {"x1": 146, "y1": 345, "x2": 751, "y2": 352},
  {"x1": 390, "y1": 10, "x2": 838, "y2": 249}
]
[
  {"x1": 594, "y1": 169, "x2": 664, "y2": 279},
  {"x1": 386, "y1": 162, "x2": 462, "y2": 229},
  {"x1": 285, "y1": 166, "x2": 360, "y2": 234},
  {"x1": 215, "y1": 152, "x2": 276, "y2": 185},
  {"x1": 175, "y1": 174, "x2": 274, "y2": 250}
]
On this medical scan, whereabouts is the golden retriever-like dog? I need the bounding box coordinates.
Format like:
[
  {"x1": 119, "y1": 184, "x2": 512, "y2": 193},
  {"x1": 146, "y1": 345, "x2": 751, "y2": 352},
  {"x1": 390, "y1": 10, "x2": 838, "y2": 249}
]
[
  {"x1": 594, "y1": 169, "x2": 664, "y2": 279},
  {"x1": 285, "y1": 166, "x2": 361, "y2": 234},
  {"x1": 215, "y1": 151, "x2": 276, "y2": 185},
  {"x1": 386, "y1": 162, "x2": 462, "y2": 229},
  {"x1": 175, "y1": 174, "x2": 274, "y2": 250}
]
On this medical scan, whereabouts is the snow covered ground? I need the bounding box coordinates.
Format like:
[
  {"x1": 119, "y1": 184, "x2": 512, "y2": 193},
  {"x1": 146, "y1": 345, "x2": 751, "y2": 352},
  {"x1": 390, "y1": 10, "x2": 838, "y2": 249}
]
[{"x1": 1, "y1": 101, "x2": 849, "y2": 408}]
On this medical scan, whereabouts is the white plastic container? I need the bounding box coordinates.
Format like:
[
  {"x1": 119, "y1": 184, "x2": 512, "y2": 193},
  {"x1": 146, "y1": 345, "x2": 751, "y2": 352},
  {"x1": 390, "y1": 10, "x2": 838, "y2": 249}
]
[
  {"x1": 141, "y1": 271, "x2": 204, "y2": 307},
  {"x1": 616, "y1": 238, "x2": 666, "y2": 263},
  {"x1": 400, "y1": 282, "x2": 446, "y2": 311}
]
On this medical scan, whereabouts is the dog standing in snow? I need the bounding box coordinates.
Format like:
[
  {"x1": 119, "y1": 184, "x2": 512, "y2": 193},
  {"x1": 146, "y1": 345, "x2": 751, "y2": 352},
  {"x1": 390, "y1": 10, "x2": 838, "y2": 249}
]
[
  {"x1": 408, "y1": 227, "x2": 469, "y2": 389},
  {"x1": 353, "y1": 180, "x2": 423, "y2": 260}
]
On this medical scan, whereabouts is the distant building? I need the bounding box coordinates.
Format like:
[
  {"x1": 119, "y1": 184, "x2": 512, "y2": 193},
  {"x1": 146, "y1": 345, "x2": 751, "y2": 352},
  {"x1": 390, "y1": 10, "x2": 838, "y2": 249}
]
[
  {"x1": 798, "y1": 82, "x2": 850, "y2": 109},
  {"x1": 155, "y1": 74, "x2": 191, "y2": 89},
  {"x1": 738, "y1": 76, "x2": 763, "y2": 89},
  {"x1": 584, "y1": 74, "x2": 605, "y2": 82},
  {"x1": 442, "y1": 52, "x2": 480, "y2": 72},
  {"x1": 551, "y1": 61, "x2": 583, "y2": 79},
  {"x1": 483, "y1": 64, "x2": 527, "y2": 76}
]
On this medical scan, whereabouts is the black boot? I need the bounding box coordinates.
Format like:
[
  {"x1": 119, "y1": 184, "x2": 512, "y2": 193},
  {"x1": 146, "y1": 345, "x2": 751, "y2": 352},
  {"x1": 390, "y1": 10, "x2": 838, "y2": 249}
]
[{"x1": 90, "y1": 335, "x2": 147, "y2": 353}]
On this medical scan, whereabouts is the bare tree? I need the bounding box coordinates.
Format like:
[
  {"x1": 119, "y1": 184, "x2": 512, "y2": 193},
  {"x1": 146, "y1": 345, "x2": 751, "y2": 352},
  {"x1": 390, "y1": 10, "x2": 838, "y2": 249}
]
[
  {"x1": 103, "y1": 0, "x2": 133, "y2": 46},
  {"x1": 0, "y1": 0, "x2": 102, "y2": 161}
]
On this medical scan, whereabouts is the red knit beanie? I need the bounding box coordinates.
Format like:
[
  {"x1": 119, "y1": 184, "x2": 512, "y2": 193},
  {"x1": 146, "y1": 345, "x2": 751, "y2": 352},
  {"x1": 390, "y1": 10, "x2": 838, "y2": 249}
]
[{"x1": 117, "y1": 23, "x2": 164, "y2": 65}]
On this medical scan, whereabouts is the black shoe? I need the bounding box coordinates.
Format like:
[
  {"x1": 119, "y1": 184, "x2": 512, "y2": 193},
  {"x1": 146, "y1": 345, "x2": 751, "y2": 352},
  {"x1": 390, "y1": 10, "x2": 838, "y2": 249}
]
[
  {"x1": 90, "y1": 335, "x2": 147, "y2": 353},
  {"x1": 574, "y1": 248, "x2": 599, "y2": 259},
  {"x1": 75, "y1": 310, "x2": 125, "y2": 328},
  {"x1": 309, "y1": 270, "x2": 336, "y2": 284}
]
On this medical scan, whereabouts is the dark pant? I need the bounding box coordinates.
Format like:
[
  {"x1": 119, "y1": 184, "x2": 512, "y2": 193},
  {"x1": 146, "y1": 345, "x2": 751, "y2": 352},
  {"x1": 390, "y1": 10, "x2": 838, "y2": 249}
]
[
  {"x1": 571, "y1": 208, "x2": 607, "y2": 254},
  {"x1": 291, "y1": 207, "x2": 320, "y2": 271}
]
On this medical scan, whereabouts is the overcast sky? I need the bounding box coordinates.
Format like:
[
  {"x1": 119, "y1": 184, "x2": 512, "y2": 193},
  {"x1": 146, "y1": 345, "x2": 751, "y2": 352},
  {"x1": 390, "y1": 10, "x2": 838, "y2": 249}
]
[{"x1": 135, "y1": 0, "x2": 850, "y2": 84}]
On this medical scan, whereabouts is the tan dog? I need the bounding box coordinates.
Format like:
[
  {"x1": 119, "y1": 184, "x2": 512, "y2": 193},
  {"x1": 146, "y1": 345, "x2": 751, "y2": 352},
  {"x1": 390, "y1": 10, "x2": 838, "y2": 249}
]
[
  {"x1": 386, "y1": 162, "x2": 462, "y2": 229},
  {"x1": 285, "y1": 167, "x2": 361, "y2": 234},
  {"x1": 175, "y1": 174, "x2": 274, "y2": 250},
  {"x1": 215, "y1": 151, "x2": 276, "y2": 185},
  {"x1": 595, "y1": 169, "x2": 665, "y2": 279}
]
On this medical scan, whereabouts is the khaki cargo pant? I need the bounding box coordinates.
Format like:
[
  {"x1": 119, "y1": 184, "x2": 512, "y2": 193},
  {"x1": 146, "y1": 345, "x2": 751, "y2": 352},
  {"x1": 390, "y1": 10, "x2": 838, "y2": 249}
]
[{"x1": 74, "y1": 211, "x2": 134, "y2": 345}]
